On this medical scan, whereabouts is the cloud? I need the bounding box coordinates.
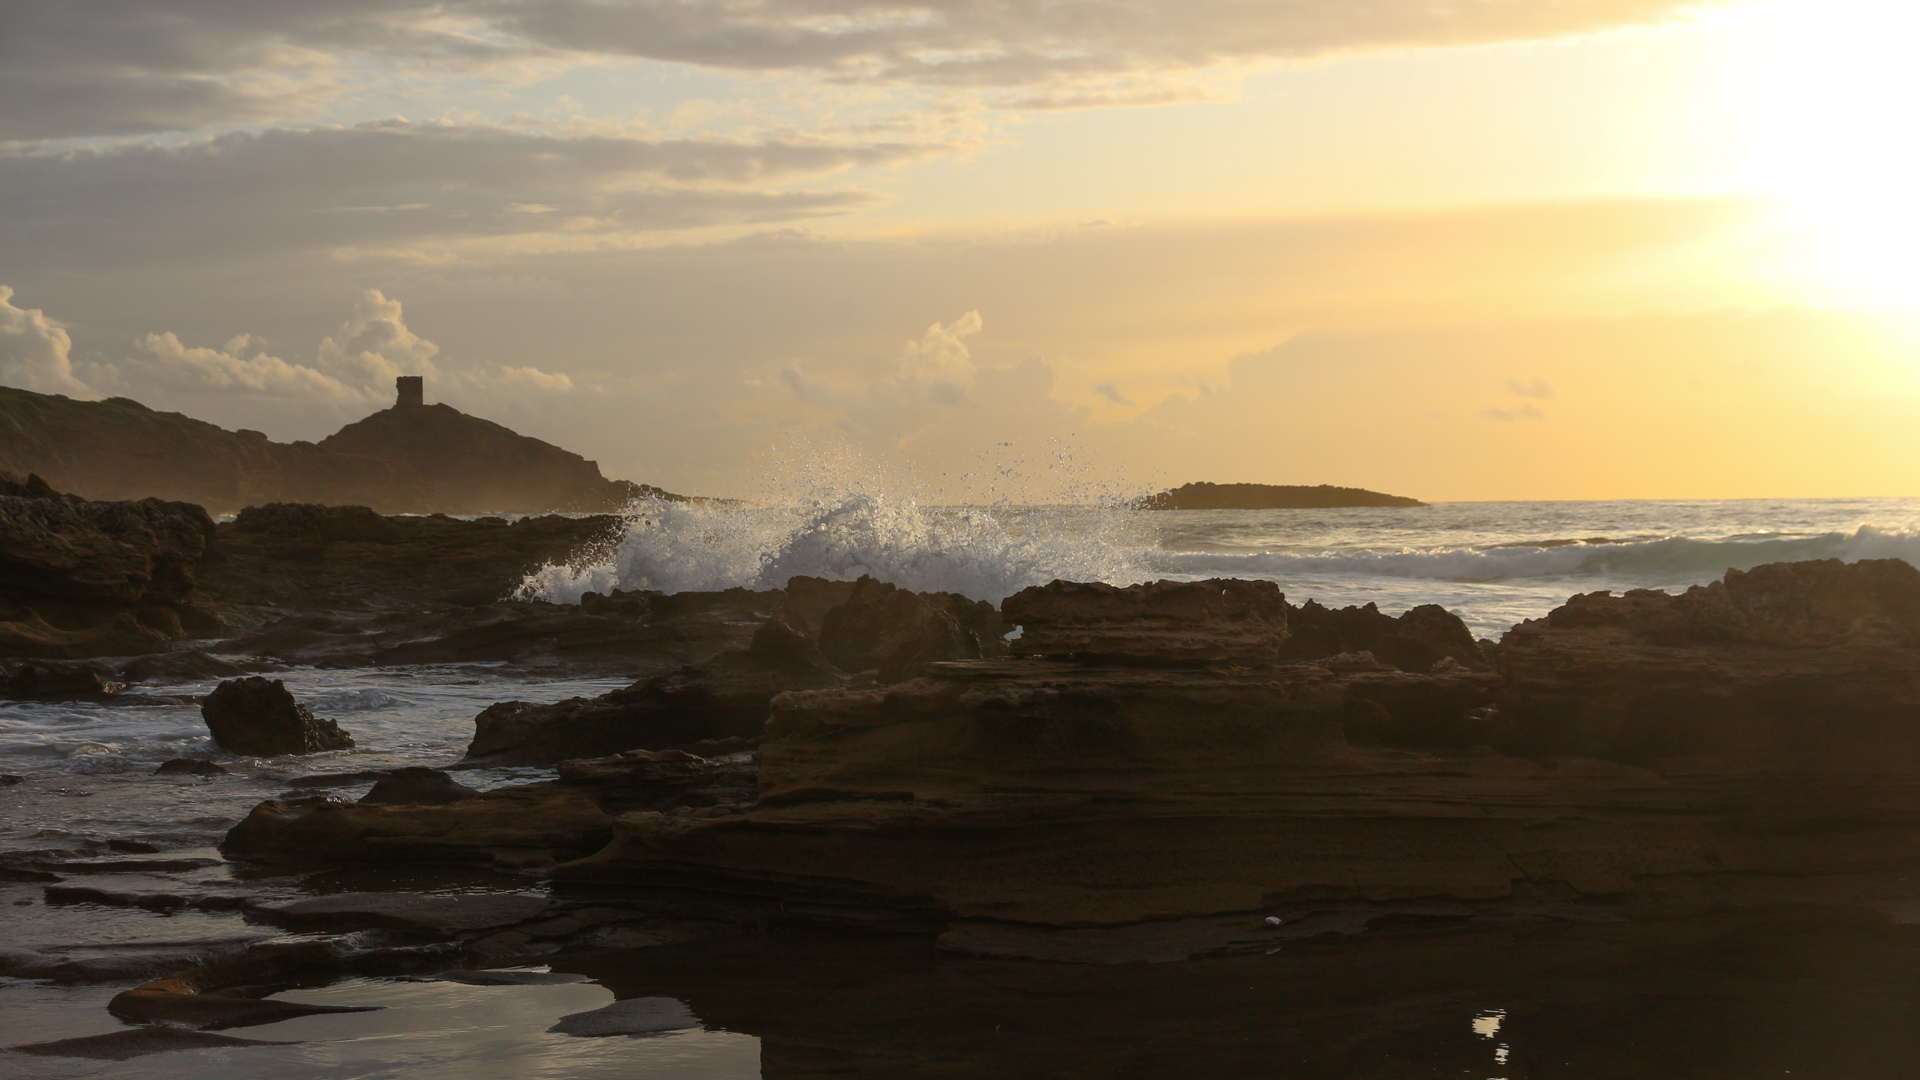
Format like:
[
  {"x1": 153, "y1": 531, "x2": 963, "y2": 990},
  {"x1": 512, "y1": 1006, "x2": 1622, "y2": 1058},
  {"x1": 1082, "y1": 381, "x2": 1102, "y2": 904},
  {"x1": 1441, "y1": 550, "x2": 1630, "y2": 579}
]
[
  {"x1": 0, "y1": 286, "x2": 94, "y2": 397},
  {"x1": 1094, "y1": 381, "x2": 1136, "y2": 407},
  {"x1": 1480, "y1": 402, "x2": 1547, "y2": 422},
  {"x1": 18, "y1": 288, "x2": 577, "y2": 437},
  {"x1": 0, "y1": 121, "x2": 930, "y2": 267},
  {"x1": 1506, "y1": 378, "x2": 1555, "y2": 400},
  {"x1": 902, "y1": 310, "x2": 983, "y2": 381},
  {"x1": 2, "y1": 1, "x2": 1714, "y2": 140}
]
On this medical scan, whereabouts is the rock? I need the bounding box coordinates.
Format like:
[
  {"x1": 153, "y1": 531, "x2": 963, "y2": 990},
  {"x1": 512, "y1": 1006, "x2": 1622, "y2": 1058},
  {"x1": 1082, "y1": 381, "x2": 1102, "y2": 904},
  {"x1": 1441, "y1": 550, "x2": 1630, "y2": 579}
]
[
  {"x1": 556, "y1": 748, "x2": 758, "y2": 812},
  {"x1": 0, "y1": 774, "x2": 22, "y2": 786},
  {"x1": 776, "y1": 575, "x2": 859, "y2": 638},
  {"x1": 252, "y1": 892, "x2": 557, "y2": 934},
  {"x1": 230, "y1": 501, "x2": 400, "y2": 543},
  {"x1": 9, "y1": 1027, "x2": 296, "y2": 1060},
  {"x1": 548, "y1": 996, "x2": 701, "y2": 1037},
  {"x1": 154, "y1": 758, "x2": 227, "y2": 775},
  {"x1": 0, "y1": 933, "x2": 263, "y2": 986},
  {"x1": 1495, "y1": 558, "x2": 1920, "y2": 766},
  {"x1": 817, "y1": 576, "x2": 1005, "y2": 682},
  {"x1": 553, "y1": 566, "x2": 1920, "y2": 929},
  {"x1": 200, "y1": 676, "x2": 353, "y2": 756},
  {"x1": 1002, "y1": 578, "x2": 1289, "y2": 666},
  {"x1": 1278, "y1": 599, "x2": 1490, "y2": 672},
  {"x1": 0, "y1": 658, "x2": 119, "y2": 699},
  {"x1": 107, "y1": 941, "x2": 385, "y2": 1028},
  {"x1": 222, "y1": 785, "x2": 615, "y2": 869},
  {"x1": 0, "y1": 478, "x2": 213, "y2": 605},
  {"x1": 464, "y1": 617, "x2": 842, "y2": 766},
  {"x1": 358, "y1": 767, "x2": 477, "y2": 806},
  {"x1": 0, "y1": 474, "x2": 219, "y2": 659}
]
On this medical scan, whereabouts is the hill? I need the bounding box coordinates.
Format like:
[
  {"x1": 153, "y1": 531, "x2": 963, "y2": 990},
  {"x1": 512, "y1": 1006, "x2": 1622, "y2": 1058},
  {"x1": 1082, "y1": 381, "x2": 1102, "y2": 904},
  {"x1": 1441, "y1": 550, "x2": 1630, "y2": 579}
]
[
  {"x1": 319, "y1": 399, "x2": 670, "y2": 514},
  {"x1": 0, "y1": 380, "x2": 673, "y2": 515},
  {"x1": 1138, "y1": 482, "x2": 1426, "y2": 510}
]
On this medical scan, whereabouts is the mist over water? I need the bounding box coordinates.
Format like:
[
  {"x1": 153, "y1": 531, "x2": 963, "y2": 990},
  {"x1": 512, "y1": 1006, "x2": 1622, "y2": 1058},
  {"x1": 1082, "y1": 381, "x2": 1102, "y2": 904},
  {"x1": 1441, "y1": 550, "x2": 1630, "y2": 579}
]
[{"x1": 522, "y1": 493, "x2": 1920, "y2": 638}]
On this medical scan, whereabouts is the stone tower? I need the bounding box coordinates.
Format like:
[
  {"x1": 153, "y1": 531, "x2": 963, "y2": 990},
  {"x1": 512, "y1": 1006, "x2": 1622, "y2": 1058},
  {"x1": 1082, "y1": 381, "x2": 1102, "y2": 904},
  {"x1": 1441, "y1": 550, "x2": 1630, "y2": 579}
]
[{"x1": 395, "y1": 375, "x2": 423, "y2": 408}]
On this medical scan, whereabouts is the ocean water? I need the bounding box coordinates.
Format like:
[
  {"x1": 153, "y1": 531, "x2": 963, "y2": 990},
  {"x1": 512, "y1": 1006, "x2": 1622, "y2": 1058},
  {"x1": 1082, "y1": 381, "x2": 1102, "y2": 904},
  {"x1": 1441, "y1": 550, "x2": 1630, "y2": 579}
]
[{"x1": 523, "y1": 495, "x2": 1920, "y2": 638}]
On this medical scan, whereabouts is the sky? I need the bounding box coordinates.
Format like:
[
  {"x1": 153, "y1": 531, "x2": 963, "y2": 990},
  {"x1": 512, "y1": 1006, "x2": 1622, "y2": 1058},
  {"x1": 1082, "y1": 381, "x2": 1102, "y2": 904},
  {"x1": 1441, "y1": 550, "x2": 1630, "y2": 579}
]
[{"x1": 2, "y1": 0, "x2": 1917, "y2": 502}]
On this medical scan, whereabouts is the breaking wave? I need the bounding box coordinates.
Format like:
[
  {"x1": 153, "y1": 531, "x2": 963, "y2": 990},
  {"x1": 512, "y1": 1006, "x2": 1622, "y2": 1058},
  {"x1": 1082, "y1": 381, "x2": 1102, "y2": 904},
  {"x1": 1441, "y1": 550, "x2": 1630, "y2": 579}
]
[
  {"x1": 518, "y1": 493, "x2": 1155, "y2": 604},
  {"x1": 519, "y1": 487, "x2": 1920, "y2": 607}
]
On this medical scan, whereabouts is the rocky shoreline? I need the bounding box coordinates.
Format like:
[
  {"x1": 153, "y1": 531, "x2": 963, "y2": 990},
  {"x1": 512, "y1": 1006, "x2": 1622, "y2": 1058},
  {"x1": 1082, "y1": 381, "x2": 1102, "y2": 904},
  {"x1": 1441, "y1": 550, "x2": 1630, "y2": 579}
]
[{"x1": 6, "y1": 476, "x2": 1920, "y2": 1067}]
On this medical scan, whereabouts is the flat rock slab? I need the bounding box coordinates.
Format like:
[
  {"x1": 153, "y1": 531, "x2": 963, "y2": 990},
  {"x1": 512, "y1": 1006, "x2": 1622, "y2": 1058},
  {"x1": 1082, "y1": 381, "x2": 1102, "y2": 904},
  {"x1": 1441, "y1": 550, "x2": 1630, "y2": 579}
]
[
  {"x1": 549, "y1": 996, "x2": 701, "y2": 1037},
  {"x1": 10, "y1": 1027, "x2": 295, "y2": 1060},
  {"x1": 437, "y1": 968, "x2": 594, "y2": 986},
  {"x1": 256, "y1": 891, "x2": 556, "y2": 934}
]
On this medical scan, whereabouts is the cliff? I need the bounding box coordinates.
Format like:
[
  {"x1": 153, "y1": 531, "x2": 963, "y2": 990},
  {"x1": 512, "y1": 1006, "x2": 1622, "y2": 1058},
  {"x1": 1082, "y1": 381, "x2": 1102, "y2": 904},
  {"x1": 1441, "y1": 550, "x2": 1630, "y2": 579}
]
[
  {"x1": 1138, "y1": 482, "x2": 1426, "y2": 509},
  {"x1": 0, "y1": 384, "x2": 675, "y2": 515},
  {"x1": 0, "y1": 388, "x2": 426, "y2": 514}
]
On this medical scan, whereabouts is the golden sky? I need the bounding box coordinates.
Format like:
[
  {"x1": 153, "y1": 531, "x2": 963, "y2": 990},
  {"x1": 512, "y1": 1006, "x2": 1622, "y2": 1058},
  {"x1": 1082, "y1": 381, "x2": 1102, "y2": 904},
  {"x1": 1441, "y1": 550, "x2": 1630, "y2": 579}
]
[{"x1": 1, "y1": 0, "x2": 1914, "y2": 500}]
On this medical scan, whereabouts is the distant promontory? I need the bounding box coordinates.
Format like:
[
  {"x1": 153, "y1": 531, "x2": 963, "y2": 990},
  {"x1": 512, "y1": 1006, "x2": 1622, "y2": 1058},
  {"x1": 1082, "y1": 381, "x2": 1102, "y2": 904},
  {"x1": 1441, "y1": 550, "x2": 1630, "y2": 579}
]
[
  {"x1": 1138, "y1": 482, "x2": 1426, "y2": 510},
  {"x1": 0, "y1": 378, "x2": 681, "y2": 515}
]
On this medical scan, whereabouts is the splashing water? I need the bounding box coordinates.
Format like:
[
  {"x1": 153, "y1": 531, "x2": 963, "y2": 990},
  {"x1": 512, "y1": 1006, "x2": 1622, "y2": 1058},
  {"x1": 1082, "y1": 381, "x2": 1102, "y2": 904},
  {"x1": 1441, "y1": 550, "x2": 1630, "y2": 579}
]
[
  {"x1": 518, "y1": 491, "x2": 1156, "y2": 604},
  {"x1": 517, "y1": 488, "x2": 1920, "y2": 638}
]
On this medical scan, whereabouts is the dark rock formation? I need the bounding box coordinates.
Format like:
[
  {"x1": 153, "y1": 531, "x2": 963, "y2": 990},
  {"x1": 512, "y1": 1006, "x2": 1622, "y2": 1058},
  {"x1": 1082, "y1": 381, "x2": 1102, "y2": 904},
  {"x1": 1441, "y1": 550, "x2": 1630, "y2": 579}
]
[
  {"x1": 1003, "y1": 578, "x2": 1288, "y2": 666},
  {"x1": 0, "y1": 658, "x2": 120, "y2": 699},
  {"x1": 200, "y1": 677, "x2": 353, "y2": 756},
  {"x1": 549, "y1": 563, "x2": 1920, "y2": 930},
  {"x1": 1278, "y1": 599, "x2": 1490, "y2": 672},
  {"x1": 818, "y1": 575, "x2": 1005, "y2": 682},
  {"x1": 223, "y1": 744, "x2": 755, "y2": 870},
  {"x1": 465, "y1": 617, "x2": 843, "y2": 766},
  {"x1": 1138, "y1": 482, "x2": 1426, "y2": 510},
  {"x1": 222, "y1": 785, "x2": 617, "y2": 870},
  {"x1": 358, "y1": 767, "x2": 477, "y2": 806},
  {"x1": 318, "y1": 393, "x2": 673, "y2": 514},
  {"x1": 0, "y1": 473, "x2": 219, "y2": 659},
  {"x1": 775, "y1": 576, "x2": 859, "y2": 638},
  {"x1": 1494, "y1": 557, "x2": 1920, "y2": 765}
]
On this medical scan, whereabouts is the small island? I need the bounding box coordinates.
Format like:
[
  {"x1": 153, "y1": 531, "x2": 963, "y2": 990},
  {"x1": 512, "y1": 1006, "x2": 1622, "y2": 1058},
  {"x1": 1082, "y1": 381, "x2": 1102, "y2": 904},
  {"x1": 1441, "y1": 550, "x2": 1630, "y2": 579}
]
[{"x1": 1137, "y1": 482, "x2": 1426, "y2": 510}]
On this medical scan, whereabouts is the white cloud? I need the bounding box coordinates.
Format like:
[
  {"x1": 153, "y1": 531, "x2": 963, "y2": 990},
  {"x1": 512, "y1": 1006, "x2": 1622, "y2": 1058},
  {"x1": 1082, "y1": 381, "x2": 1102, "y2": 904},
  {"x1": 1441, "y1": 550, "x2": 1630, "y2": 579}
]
[
  {"x1": 0, "y1": 286, "x2": 94, "y2": 397},
  {"x1": 1506, "y1": 378, "x2": 1555, "y2": 400},
  {"x1": 1094, "y1": 380, "x2": 1136, "y2": 407},
  {"x1": 11, "y1": 287, "x2": 579, "y2": 436}
]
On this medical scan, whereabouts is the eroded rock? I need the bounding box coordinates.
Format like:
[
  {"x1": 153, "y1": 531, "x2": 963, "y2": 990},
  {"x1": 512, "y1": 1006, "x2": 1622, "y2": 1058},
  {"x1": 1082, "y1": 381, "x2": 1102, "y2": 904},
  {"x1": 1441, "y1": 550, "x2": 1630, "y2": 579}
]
[
  {"x1": 465, "y1": 617, "x2": 842, "y2": 766},
  {"x1": 1003, "y1": 578, "x2": 1288, "y2": 666},
  {"x1": 359, "y1": 767, "x2": 477, "y2": 806},
  {"x1": 201, "y1": 676, "x2": 353, "y2": 756}
]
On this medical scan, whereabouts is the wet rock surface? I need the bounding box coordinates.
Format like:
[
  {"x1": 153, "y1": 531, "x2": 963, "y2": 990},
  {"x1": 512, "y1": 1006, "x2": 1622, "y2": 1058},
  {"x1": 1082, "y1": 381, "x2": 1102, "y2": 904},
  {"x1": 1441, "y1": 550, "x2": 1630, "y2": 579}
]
[
  {"x1": 1003, "y1": 577, "x2": 1289, "y2": 665},
  {"x1": 358, "y1": 767, "x2": 477, "y2": 806},
  {"x1": 465, "y1": 616, "x2": 842, "y2": 766},
  {"x1": 0, "y1": 473, "x2": 219, "y2": 659},
  {"x1": 201, "y1": 676, "x2": 354, "y2": 756},
  {"x1": 1495, "y1": 557, "x2": 1920, "y2": 765}
]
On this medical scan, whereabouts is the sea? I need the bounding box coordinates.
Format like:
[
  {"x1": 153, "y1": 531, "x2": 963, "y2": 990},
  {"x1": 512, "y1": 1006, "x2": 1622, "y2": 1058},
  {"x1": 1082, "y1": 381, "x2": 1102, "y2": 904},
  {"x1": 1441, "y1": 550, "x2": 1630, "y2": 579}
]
[{"x1": 5, "y1": 495, "x2": 1920, "y2": 1077}]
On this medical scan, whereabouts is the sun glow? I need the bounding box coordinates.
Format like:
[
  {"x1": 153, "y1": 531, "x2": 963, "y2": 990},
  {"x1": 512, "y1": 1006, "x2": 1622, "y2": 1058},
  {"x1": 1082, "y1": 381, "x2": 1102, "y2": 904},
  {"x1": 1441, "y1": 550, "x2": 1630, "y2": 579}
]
[{"x1": 1737, "y1": 0, "x2": 1920, "y2": 306}]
